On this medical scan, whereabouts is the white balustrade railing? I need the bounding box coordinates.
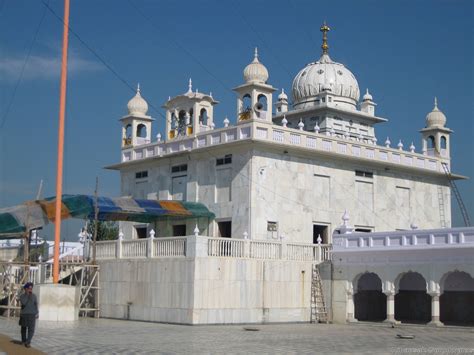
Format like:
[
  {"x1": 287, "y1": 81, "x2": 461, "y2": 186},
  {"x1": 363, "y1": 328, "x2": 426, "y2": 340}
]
[
  {"x1": 153, "y1": 237, "x2": 186, "y2": 257},
  {"x1": 287, "y1": 243, "x2": 316, "y2": 261},
  {"x1": 95, "y1": 235, "x2": 332, "y2": 263},
  {"x1": 122, "y1": 239, "x2": 147, "y2": 258},
  {"x1": 208, "y1": 238, "x2": 245, "y2": 257},
  {"x1": 250, "y1": 240, "x2": 281, "y2": 259},
  {"x1": 122, "y1": 121, "x2": 447, "y2": 174},
  {"x1": 96, "y1": 241, "x2": 117, "y2": 259},
  {"x1": 321, "y1": 245, "x2": 331, "y2": 261}
]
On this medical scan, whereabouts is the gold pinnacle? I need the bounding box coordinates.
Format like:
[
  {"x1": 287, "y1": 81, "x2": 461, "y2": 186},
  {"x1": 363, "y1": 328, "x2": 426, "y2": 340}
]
[{"x1": 320, "y1": 22, "x2": 331, "y2": 55}]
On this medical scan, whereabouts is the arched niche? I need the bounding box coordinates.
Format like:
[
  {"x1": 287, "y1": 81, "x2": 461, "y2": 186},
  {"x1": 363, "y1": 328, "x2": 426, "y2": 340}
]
[
  {"x1": 353, "y1": 273, "x2": 387, "y2": 321},
  {"x1": 440, "y1": 271, "x2": 474, "y2": 325},
  {"x1": 395, "y1": 272, "x2": 431, "y2": 323}
]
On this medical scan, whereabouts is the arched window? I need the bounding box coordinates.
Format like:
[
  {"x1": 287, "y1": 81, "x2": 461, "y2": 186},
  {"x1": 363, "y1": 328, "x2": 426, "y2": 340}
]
[
  {"x1": 441, "y1": 136, "x2": 447, "y2": 149},
  {"x1": 125, "y1": 124, "x2": 132, "y2": 138},
  {"x1": 171, "y1": 112, "x2": 177, "y2": 128},
  {"x1": 199, "y1": 108, "x2": 208, "y2": 126},
  {"x1": 136, "y1": 124, "x2": 147, "y2": 138},
  {"x1": 242, "y1": 94, "x2": 251, "y2": 113},
  {"x1": 257, "y1": 94, "x2": 268, "y2": 111},
  {"x1": 178, "y1": 110, "x2": 187, "y2": 135},
  {"x1": 428, "y1": 136, "x2": 435, "y2": 149}
]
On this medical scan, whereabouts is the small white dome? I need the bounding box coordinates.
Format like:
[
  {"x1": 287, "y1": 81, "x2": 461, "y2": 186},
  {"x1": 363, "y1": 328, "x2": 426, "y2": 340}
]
[
  {"x1": 278, "y1": 89, "x2": 288, "y2": 101},
  {"x1": 426, "y1": 97, "x2": 446, "y2": 127},
  {"x1": 362, "y1": 88, "x2": 373, "y2": 101},
  {"x1": 127, "y1": 84, "x2": 148, "y2": 116},
  {"x1": 243, "y1": 48, "x2": 269, "y2": 84}
]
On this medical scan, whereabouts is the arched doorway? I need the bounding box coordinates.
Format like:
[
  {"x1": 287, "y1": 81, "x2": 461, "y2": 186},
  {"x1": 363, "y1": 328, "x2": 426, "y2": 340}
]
[
  {"x1": 354, "y1": 273, "x2": 387, "y2": 321},
  {"x1": 440, "y1": 271, "x2": 474, "y2": 325},
  {"x1": 395, "y1": 272, "x2": 431, "y2": 323}
]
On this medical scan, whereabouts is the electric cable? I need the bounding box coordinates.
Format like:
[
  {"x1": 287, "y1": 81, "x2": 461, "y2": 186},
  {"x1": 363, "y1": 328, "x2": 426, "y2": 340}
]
[
  {"x1": 40, "y1": 0, "x2": 166, "y2": 119},
  {"x1": 126, "y1": 0, "x2": 235, "y2": 99},
  {"x1": 0, "y1": 1, "x2": 48, "y2": 130}
]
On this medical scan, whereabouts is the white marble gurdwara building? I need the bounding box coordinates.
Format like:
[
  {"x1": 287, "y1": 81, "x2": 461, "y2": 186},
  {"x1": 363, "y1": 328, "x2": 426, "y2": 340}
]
[{"x1": 99, "y1": 25, "x2": 474, "y2": 326}]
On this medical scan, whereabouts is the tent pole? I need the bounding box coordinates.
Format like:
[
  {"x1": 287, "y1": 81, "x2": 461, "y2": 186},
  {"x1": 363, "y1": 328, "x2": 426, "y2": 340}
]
[
  {"x1": 53, "y1": 0, "x2": 70, "y2": 284},
  {"x1": 23, "y1": 231, "x2": 29, "y2": 265},
  {"x1": 92, "y1": 177, "x2": 99, "y2": 264}
]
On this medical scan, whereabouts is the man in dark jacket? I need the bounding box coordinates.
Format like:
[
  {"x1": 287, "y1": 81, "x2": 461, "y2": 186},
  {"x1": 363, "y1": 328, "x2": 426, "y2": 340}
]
[{"x1": 19, "y1": 282, "x2": 39, "y2": 348}]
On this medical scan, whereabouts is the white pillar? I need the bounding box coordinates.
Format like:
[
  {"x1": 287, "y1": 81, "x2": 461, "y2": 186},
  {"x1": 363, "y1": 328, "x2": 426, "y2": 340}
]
[
  {"x1": 384, "y1": 292, "x2": 396, "y2": 323},
  {"x1": 428, "y1": 292, "x2": 443, "y2": 326},
  {"x1": 345, "y1": 282, "x2": 357, "y2": 323}
]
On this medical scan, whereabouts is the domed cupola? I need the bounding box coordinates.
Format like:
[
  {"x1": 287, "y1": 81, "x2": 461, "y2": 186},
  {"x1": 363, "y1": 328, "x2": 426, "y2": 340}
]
[
  {"x1": 425, "y1": 97, "x2": 447, "y2": 128},
  {"x1": 120, "y1": 84, "x2": 154, "y2": 148},
  {"x1": 127, "y1": 84, "x2": 149, "y2": 117},
  {"x1": 243, "y1": 48, "x2": 269, "y2": 84},
  {"x1": 420, "y1": 97, "x2": 451, "y2": 158},
  {"x1": 278, "y1": 88, "x2": 288, "y2": 101},
  {"x1": 291, "y1": 23, "x2": 360, "y2": 110}
]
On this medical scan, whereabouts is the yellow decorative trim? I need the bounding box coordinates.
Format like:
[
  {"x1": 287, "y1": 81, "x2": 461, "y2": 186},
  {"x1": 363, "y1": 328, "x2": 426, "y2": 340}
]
[{"x1": 239, "y1": 110, "x2": 251, "y2": 121}]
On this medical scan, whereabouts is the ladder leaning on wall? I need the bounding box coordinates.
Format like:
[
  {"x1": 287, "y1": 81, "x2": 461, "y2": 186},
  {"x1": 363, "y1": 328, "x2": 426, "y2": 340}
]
[
  {"x1": 441, "y1": 163, "x2": 471, "y2": 227},
  {"x1": 310, "y1": 264, "x2": 328, "y2": 323}
]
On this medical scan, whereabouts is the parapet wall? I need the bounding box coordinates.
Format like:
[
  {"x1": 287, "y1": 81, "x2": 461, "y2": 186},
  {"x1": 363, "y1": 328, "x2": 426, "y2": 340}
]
[{"x1": 99, "y1": 256, "x2": 319, "y2": 324}]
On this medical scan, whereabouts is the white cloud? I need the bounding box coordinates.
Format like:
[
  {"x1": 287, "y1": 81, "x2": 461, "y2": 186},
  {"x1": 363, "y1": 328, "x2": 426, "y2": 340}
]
[{"x1": 0, "y1": 51, "x2": 103, "y2": 80}]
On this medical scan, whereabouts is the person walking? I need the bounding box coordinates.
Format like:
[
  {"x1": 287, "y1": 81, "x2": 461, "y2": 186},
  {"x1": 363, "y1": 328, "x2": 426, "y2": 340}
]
[{"x1": 19, "y1": 282, "x2": 39, "y2": 348}]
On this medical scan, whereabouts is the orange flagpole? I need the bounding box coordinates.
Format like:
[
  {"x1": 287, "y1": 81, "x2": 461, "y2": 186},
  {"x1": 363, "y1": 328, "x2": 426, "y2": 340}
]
[{"x1": 53, "y1": 0, "x2": 70, "y2": 284}]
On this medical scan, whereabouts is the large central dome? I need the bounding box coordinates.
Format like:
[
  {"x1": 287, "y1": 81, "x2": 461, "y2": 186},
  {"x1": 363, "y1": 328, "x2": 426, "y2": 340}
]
[{"x1": 291, "y1": 24, "x2": 360, "y2": 110}]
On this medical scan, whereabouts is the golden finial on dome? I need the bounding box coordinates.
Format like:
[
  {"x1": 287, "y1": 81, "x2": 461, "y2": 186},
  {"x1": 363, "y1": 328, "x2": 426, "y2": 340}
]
[{"x1": 320, "y1": 21, "x2": 330, "y2": 55}]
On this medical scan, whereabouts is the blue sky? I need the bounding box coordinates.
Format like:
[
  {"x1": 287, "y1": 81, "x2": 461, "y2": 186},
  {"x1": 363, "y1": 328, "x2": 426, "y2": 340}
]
[{"x1": 0, "y1": 0, "x2": 472, "y2": 240}]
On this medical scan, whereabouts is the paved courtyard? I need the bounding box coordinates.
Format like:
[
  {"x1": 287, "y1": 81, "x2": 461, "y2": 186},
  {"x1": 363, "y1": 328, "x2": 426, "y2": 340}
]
[{"x1": 0, "y1": 317, "x2": 473, "y2": 354}]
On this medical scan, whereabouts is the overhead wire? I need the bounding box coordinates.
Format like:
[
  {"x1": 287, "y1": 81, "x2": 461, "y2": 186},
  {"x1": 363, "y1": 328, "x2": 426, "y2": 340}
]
[
  {"x1": 126, "y1": 0, "x2": 235, "y2": 99},
  {"x1": 230, "y1": 0, "x2": 293, "y2": 78},
  {"x1": 39, "y1": 0, "x2": 166, "y2": 119},
  {"x1": 0, "y1": 1, "x2": 49, "y2": 130}
]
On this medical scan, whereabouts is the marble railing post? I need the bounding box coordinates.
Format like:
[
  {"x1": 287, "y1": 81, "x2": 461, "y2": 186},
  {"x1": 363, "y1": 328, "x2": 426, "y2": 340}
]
[
  {"x1": 186, "y1": 235, "x2": 208, "y2": 258},
  {"x1": 147, "y1": 230, "x2": 155, "y2": 258},
  {"x1": 280, "y1": 236, "x2": 287, "y2": 260},
  {"x1": 243, "y1": 232, "x2": 250, "y2": 258},
  {"x1": 315, "y1": 245, "x2": 322, "y2": 262},
  {"x1": 116, "y1": 232, "x2": 123, "y2": 259}
]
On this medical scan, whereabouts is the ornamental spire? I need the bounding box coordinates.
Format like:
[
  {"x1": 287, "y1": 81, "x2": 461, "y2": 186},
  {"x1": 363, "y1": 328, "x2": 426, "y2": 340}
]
[
  {"x1": 320, "y1": 21, "x2": 330, "y2": 55},
  {"x1": 187, "y1": 78, "x2": 192, "y2": 93},
  {"x1": 253, "y1": 47, "x2": 259, "y2": 62}
]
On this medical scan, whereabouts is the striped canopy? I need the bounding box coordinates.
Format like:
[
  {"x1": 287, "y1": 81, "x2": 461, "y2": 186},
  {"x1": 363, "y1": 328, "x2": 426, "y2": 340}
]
[{"x1": 0, "y1": 195, "x2": 215, "y2": 236}]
